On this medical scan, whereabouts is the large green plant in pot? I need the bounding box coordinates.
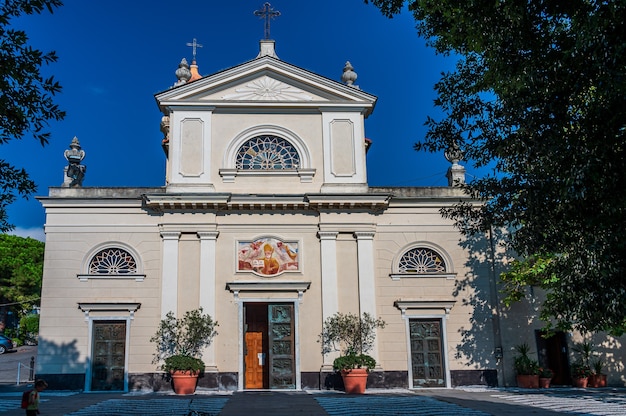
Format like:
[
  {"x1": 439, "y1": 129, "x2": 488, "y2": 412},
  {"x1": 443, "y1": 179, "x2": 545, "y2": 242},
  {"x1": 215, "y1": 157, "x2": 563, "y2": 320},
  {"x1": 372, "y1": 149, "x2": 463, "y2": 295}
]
[
  {"x1": 150, "y1": 308, "x2": 218, "y2": 393},
  {"x1": 513, "y1": 343, "x2": 540, "y2": 376},
  {"x1": 513, "y1": 343, "x2": 540, "y2": 388},
  {"x1": 318, "y1": 312, "x2": 385, "y2": 393}
]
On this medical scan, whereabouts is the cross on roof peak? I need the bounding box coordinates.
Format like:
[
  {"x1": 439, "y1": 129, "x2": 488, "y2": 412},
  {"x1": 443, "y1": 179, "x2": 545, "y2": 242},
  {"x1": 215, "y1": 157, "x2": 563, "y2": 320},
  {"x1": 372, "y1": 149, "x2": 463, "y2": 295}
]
[
  {"x1": 186, "y1": 38, "x2": 203, "y2": 61},
  {"x1": 254, "y1": 2, "x2": 280, "y2": 40}
]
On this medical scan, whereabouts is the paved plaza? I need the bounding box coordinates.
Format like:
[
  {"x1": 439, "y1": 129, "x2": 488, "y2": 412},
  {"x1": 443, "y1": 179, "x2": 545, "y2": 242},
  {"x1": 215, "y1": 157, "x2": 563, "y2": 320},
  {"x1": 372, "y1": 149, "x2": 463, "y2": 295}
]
[{"x1": 0, "y1": 386, "x2": 625, "y2": 416}]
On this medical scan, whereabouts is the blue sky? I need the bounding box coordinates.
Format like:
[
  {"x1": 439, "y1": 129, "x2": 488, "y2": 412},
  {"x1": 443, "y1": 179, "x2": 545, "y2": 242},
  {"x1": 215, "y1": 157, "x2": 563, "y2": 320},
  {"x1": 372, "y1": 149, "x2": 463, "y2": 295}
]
[{"x1": 5, "y1": 0, "x2": 471, "y2": 241}]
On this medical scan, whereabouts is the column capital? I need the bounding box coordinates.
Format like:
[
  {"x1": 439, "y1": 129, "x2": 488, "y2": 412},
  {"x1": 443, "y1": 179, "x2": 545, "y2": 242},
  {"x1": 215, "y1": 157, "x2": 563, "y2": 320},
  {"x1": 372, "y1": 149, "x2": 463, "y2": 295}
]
[
  {"x1": 160, "y1": 231, "x2": 181, "y2": 240},
  {"x1": 317, "y1": 231, "x2": 339, "y2": 240},
  {"x1": 197, "y1": 231, "x2": 219, "y2": 240},
  {"x1": 354, "y1": 231, "x2": 375, "y2": 240}
]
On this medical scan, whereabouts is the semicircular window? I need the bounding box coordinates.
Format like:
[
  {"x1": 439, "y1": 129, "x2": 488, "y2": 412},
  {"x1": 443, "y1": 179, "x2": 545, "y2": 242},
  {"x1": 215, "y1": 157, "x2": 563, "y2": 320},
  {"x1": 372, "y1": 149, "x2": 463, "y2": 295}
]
[
  {"x1": 398, "y1": 247, "x2": 446, "y2": 274},
  {"x1": 89, "y1": 248, "x2": 137, "y2": 275},
  {"x1": 235, "y1": 135, "x2": 300, "y2": 170}
]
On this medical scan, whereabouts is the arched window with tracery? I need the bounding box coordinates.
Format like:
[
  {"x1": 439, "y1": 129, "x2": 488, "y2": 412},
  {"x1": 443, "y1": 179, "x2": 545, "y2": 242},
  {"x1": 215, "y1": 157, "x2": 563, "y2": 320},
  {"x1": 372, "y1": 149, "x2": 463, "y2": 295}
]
[
  {"x1": 398, "y1": 247, "x2": 446, "y2": 274},
  {"x1": 235, "y1": 135, "x2": 300, "y2": 170},
  {"x1": 89, "y1": 248, "x2": 137, "y2": 275}
]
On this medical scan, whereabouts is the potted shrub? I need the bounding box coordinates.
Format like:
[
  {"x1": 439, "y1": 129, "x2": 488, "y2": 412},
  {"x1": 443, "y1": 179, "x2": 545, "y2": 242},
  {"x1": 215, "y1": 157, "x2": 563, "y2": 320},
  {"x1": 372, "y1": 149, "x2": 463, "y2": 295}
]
[
  {"x1": 318, "y1": 312, "x2": 385, "y2": 394},
  {"x1": 150, "y1": 308, "x2": 218, "y2": 394},
  {"x1": 538, "y1": 367, "x2": 553, "y2": 388},
  {"x1": 571, "y1": 362, "x2": 591, "y2": 387},
  {"x1": 513, "y1": 343, "x2": 540, "y2": 388},
  {"x1": 571, "y1": 341, "x2": 593, "y2": 388},
  {"x1": 572, "y1": 341, "x2": 594, "y2": 365},
  {"x1": 589, "y1": 358, "x2": 607, "y2": 388}
]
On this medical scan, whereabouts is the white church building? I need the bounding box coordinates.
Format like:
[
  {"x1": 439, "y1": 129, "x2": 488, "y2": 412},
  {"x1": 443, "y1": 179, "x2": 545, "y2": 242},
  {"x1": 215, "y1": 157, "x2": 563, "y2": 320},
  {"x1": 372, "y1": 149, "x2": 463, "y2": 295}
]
[{"x1": 36, "y1": 35, "x2": 625, "y2": 392}]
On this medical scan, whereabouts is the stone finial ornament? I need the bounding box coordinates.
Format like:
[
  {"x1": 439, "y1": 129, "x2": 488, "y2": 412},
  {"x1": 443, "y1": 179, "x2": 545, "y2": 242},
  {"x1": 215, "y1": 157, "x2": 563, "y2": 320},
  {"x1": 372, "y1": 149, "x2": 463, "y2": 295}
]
[
  {"x1": 444, "y1": 141, "x2": 463, "y2": 166},
  {"x1": 174, "y1": 58, "x2": 192, "y2": 87},
  {"x1": 342, "y1": 61, "x2": 359, "y2": 89},
  {"x1": 444, "y1": 141, "x2": 466, "y2": 186},
  {"x1": 63, "y1": 136, "x2": 86, "y2": 187}
]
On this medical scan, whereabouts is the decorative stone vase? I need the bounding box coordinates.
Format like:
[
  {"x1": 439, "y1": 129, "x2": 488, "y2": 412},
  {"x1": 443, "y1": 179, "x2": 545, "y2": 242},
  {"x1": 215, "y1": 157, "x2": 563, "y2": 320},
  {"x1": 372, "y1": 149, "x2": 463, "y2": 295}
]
[
  {"x1": 539, "y1": 377, "x2": 552, "y2": 388},
  {"x1": 572, "y1": 377, "x2": 588, "y2": 388},
  {"x1": 171, "y1": 370, "x2": 200, "y2": 394},
  {"x1": 588, "y1": 374, "x2": 607, "y2": 388},
  {"x1": 341, "y1": 368, "x2": 369, "y2": 394},
  {"x1": 516, "y1": 374, "x2": 539, "y2": 388}
]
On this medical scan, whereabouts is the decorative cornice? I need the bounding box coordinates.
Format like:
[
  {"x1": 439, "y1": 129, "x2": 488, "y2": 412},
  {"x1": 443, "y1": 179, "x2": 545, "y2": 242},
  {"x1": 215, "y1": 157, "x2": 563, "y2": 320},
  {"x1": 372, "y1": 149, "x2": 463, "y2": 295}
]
[
  {"x1": 307, "y1": 194, "x2": 390, "y2": 212},
  {"x1": 156, "y1": 57, "x2": 377, "y2": 101},
  {"x1": 227, "y1": 195, "x2": 309, "y2": 211},
  {"x1": 142, "y1": 193, "x2": 392, "y2": 213},
  {"x1": 218, "y1": 168, "x2": 316, "y2": 184},
  {"x1": 143, "y1": 194, "x2": 230, "y2": 212},
  {"x1": 394, "y1": 300, "x2": 456, "y2": 317},
  {"x1": 226, "y1": 281, "x2": 311, "y2": 302},
  {"x1": 77, "y1": 302, "x2": 141, "y2": 320},
  {"x1": 390, "y1": 273, "x2": 456, "y2": 281},
  {"x1": 77, "y1": 274, "x2": 145, "y2": 283},
  {"x1": 154, "y1": 57, "x2": 378, "y2": 117}
]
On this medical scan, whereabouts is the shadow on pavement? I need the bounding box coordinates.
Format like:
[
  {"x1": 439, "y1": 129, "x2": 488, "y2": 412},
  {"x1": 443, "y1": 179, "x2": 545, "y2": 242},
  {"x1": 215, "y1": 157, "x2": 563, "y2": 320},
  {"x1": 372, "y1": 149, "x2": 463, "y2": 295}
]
[{"x1": 431, "y1": 394, "x2": 564, "y2": 416}]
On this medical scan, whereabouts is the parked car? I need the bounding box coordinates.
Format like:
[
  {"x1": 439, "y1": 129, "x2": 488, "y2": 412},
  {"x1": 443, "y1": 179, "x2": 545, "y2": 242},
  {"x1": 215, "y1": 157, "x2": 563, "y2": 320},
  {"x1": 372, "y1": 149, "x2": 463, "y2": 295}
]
[{"x1": 0, "y1": 333, "x2": 15, "y2": 354}]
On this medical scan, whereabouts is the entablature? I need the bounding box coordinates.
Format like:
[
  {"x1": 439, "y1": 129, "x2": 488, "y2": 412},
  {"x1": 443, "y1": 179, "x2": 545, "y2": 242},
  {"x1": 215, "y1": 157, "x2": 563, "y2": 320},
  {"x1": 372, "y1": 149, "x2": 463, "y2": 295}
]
[
  {"x1": 307, "y1": 193, "x2": 390, "y2": 212},
  {"x1": 226, "y1": 281, "x2": 311, "y2": 302},
  {"x1": 142, "y1": 193, "x2": 392, "y2": 214},
  {"x1": 142, "y1": 194, "x2": 230, "y2": 212}
]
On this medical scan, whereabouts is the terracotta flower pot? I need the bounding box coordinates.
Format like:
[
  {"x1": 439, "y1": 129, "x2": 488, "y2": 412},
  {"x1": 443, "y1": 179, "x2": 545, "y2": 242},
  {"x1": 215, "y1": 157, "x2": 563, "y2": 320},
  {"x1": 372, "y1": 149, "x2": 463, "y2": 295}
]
[
  {"x1": 539, "y1": 377, "x2": 551, "y2": 388},
  {"x1": 572, "y1": 377, "x2": 588, "y2": 388},
  {"x1": 516, "y1": 374, "x2": 539, "y2": 388},
  {"x1": 588, "y1": 374, "x2": 607, "y2": 388},
  {"x1": 171, "y1": 370, "x2": 199, "y2": 394},
  {"x1": 341, "y1": 368, "x2": 369, "y2": 394}
]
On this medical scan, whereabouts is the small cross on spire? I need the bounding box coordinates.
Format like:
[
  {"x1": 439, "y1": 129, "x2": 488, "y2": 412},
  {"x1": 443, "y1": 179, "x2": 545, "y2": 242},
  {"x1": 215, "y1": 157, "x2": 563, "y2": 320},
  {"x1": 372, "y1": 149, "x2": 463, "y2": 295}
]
[
  {"x1": 186, "y1": 38, "x2": 203, "y2": 61},
  {"x1": 254, "y1": 2, "x2": 280, "y2": 40}
]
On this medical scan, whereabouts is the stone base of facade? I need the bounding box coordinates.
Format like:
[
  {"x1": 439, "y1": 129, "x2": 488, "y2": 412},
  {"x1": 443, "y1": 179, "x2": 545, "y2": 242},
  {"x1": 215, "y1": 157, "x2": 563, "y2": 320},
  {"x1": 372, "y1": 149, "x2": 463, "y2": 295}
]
[
  {"x1": 305, "y1": 370, "x2": 498, "y2": 390},
  {"x1": 128, "y1": 372, "x2": 239, "y2": 392},
  {"x1": 305, "y1": 371, "x2": 408, "y2": 390},
  {"x1": 450, "y1": 369, "x2": 498, "y2": 387},
  {"x1": 36, "y1": 370, "x2": 498, "y2": 391},
  {"x1": 35, "y1": 373, "x2": 85, "y2": 390}
]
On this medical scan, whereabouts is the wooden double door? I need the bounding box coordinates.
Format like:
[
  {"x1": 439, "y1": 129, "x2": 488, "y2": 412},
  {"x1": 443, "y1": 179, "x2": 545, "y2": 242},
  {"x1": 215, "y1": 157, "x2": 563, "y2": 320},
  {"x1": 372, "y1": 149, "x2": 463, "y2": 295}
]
[{"x1": 244, "y1": 303, "x2": 295, "y2": 389}]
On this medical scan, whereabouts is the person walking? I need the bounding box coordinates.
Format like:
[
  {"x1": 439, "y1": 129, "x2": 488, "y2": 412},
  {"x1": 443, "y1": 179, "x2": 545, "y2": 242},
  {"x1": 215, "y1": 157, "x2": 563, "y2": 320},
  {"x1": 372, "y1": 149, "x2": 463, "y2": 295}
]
[{"x1": 25, "y1": 379, "x2": 48, "y2": 415}]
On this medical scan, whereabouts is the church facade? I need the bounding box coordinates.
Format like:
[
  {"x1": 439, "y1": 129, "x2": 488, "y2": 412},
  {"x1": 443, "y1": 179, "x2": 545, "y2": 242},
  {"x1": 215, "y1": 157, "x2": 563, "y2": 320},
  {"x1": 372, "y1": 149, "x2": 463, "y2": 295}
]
[{"x1": 36, "y1": 39, "x2": 624, "y2": 392}]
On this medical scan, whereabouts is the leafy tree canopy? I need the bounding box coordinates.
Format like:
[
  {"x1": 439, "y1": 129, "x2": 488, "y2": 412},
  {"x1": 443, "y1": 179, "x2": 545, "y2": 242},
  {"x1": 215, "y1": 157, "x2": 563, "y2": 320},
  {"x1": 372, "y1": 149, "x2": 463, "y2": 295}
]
[
  {"x1": 365, "y1": 0, "x2": 626, "y2": 334},
  {"x1": 0, "y1": 0, "x2": 64, "y2": 232},
  {"x1": 0, "y1": 234, "x2": 44, "y2": 324}
]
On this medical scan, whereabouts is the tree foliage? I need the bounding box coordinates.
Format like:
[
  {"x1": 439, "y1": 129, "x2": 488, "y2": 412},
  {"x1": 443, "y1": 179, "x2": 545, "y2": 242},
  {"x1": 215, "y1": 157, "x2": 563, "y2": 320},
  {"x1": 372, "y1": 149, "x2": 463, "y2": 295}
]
[
  {"x1": 318, "y1": 312, "x2": 386, "y2": 356},
  {"x1": 500, "y1": 255, "x2": 555, "y2": 307},
  {"x1": 18, "y1": 313, "x2": 39, "y2": 345},
  {"x1": 365, "y1": 0, "x2": 626, "y2": 334},
  {"x1": 0, "y1": 0, "x2": 64, "y2": 232},
  {"x1": 0, "y1": 234, "x2": 44, "y2": 326},
  {"x1": 318, "y1": 312, "x2": 386, "y2": 371},
  {"x1": 150, "y1": 308, "x2": 218, "y2": 371}
]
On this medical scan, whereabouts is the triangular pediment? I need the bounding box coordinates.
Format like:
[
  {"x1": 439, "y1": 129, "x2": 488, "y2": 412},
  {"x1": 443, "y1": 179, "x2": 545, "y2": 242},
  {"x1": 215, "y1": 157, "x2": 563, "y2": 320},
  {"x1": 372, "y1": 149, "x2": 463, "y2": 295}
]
[
  {"x1": 155, "y1": 56, "x2": 377, "y2": 113},
  {"x1": 218, "y1": 75, "x2": 318, "y2": 101}
]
